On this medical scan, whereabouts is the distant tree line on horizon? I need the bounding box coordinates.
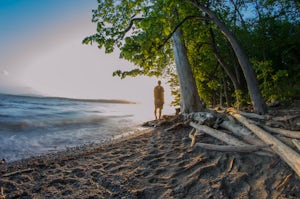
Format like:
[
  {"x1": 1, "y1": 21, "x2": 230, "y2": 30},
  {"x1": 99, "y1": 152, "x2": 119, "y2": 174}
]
[{"x1": 83, "y1": 0, "x2": 300, "y2": 114}]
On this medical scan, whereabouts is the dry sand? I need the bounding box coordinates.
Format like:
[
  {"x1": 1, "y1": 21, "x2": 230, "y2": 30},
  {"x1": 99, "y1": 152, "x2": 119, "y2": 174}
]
[{"x1": 0, "y1": 125, "x2": 299, "y2": 199}]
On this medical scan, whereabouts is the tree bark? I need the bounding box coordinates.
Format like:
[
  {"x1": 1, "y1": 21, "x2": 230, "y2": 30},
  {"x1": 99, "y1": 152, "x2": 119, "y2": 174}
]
[
  {"x1": 190, "y1": 1, "x2": 268, "y2": 114},
  {"x1": 172, "y1": 27, "x2": 204, "y2": 113}
]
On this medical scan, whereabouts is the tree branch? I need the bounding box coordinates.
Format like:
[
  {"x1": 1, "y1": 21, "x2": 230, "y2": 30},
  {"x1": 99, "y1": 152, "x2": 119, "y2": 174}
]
[
  {"x1": 229, "y1": 0, "x2": 246, "y2": 28},
  {"x1": 158, "y1": 15, "x2": 209, "y2": 49},
  {"x1": 120, "y1": 17, "x2": 144, "y2": 39}
]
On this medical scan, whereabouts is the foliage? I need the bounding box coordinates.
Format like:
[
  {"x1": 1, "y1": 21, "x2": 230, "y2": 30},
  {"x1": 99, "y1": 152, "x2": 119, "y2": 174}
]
[
  {"x1": 83, "y1": 0, "x2": 176, "y2": 78},
  {"x1": 84, "y1": 0, "x2": 300, "y2": 108},
  {"x1": 252, "y1": 59, "x2": 290, "y2": 101},
  {"x1": 164, "y1": 65, "x2": 180, "y2": 106}
]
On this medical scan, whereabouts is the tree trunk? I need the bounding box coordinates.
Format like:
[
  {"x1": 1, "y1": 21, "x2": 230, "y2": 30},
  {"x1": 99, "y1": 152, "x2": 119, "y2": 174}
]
[
  {"x1": 222, "y1": 69, "x2": 231, "y2": 106},
  {"x1": 172, "y1": 27, "x2": 204, "y2": 113},
  {"x1": 209, "y1": 27, "x2": 242, "y2": 92},
  {"x1": 219, "y1": 77, "x2": 223, "y2": 106},
  {"x1": 190, "y1": 2, "x2": 267, "y2": 114}
]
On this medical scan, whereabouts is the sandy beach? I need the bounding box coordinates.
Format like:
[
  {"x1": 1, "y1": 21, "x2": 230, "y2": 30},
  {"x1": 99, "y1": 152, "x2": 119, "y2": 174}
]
[{"x1": 1, "y1": 124, "x2": 300, "y2": 199}]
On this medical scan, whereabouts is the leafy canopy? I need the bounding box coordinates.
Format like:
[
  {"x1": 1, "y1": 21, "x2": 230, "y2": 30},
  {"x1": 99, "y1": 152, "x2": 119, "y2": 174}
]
[{"x1": 83, "y1": 0, "x2": 183, "y2": 78}]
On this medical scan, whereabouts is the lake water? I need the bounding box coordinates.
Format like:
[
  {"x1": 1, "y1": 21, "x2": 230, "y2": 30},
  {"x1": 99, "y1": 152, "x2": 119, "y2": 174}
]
[{"x1": 0, "y1": 93, "x2": 162, "y2": 162}]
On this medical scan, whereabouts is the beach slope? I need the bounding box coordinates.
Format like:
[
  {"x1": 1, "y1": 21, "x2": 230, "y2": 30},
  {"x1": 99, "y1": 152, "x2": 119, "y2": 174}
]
[{"x1": 1, "y1": 126, "x2": 300, "y2": 198}]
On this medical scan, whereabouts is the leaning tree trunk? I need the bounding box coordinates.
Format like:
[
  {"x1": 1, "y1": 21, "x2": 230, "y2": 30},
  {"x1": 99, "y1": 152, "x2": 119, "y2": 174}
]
[
  {"x1": 172, "y1": 27, "x2": 204, "y2": 113},
  {"x1": 190, "y1": 2, "x2": 268, "y2": 114}
]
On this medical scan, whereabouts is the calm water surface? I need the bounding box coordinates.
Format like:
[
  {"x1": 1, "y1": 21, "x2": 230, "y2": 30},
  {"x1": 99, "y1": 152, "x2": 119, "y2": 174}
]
[{"x1": 0, "y1": 94, "x2": 153, "y2": 162}]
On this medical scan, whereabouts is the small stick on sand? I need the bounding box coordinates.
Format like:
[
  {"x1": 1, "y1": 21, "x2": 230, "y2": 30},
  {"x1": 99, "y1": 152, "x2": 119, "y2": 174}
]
[
  {"x1": 227, "y1": 157, "x2": 235, "y2": 173},
  {"x1": 189, "y1": 128, "x2": 197, "y2": 147},
  {"x1": 189, "y1": 128, "x2": 204, "y2": 147},
  {"x1": 2, "y1": 168, "x2": 34, "y2": 178},
  {"x1": 275, "y1": 173, "x2": 293, "y2": 191},
  {"x1": 0, "y1": 187, "x2": 5, "y2": 199}
]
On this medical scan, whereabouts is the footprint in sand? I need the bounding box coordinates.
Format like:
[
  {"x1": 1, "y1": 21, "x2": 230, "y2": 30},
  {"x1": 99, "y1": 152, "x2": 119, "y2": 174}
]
[
  {"x1": 71, "y1": 168, "x2": 85, "y2": 178},
  {"x1": 48, "y1": 178, "x2": 79, "y2": 190},
  {"x1": 154, "y1": 168, "x2": 167, "y2": 175}
]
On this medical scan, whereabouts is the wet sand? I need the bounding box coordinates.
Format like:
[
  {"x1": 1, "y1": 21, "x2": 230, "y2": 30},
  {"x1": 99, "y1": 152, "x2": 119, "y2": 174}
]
[{"x1": 0, "y1": 125, "x2": 299, "y2": 198}]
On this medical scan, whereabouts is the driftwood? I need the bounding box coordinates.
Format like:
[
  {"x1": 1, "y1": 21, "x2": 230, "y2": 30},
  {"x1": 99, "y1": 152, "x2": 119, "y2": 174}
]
[
  {"x1": 219, "y1": 120, "x2": 274, "y2": 154},
  {"x1": 260, "y1": 125, "x2": 300, "y2": 139},
  {"x1": 194, "y1": 142, "x2": 271, "y2": 153},
  {"x1": 220, "y1": 119, "x2": 253, "y2": 137},
  {"x1": 184, "y1": 112, "x2": 216, "y2": 126},
  {"x1": 266, "y1": 114, "x2": 300, "y2": 130},
  {"x1": 229, "y1": 109, "x2": 300, "y2": 177},
  {"x1": 292, "y1": 139, "x2": 300, "y2": 151},
  {"x1": 190, "y1": 122, "x2": 248, "y2": 146},
  {"x1": 227, "y1": 108, "x2": 271, "y2": 120},
  {"x1": 265, "y1": 120, "x2": 288, "y2": 129},
  {"x1": 190, "y1": 122, "x2": 272, "y2": 157},
  {"x1": 275, "y1": 136, "x2": 298, "y2": 150},
  {"x1": 272, "y1": 115, "x2": 300, "y2": 122},
  {"x1": 1, "y1": 168, "x2": 34, "y2": 177}
]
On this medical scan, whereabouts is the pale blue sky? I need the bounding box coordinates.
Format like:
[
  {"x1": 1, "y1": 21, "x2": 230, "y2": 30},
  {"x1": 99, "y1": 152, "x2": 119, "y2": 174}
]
[{"x1": 0, "y1": 0, "x2": 171, "y2": 106}]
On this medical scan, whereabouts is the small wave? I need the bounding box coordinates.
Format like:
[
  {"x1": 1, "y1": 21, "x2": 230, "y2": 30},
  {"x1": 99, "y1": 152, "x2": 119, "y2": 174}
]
[
  {"x1": 0, "y1": 115, "x2": 133, "y2": 132},
  {"x1": 0, "y1": 114, "x2": 11, "y2": 118}
]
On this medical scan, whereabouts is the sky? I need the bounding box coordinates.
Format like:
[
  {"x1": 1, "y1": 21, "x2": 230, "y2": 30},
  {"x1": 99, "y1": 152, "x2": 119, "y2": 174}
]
[{"x1": 0, "y1": 0, "x2": 172, "y2": 106}]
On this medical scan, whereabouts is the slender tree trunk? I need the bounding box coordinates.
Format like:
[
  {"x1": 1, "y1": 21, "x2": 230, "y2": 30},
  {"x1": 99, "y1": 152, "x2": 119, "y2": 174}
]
[
  {"x1": 219, "y1": 77, "x2": 223, "y2": 106},
  {"x1": 190, "y1": 1, "x2": 267, "y2": 114},
  {"x1": 209, "y1": 27, "x2": 240, "y2": 107},
  {"x1": 172, "y1": 27, "x2": 204, "y2": 113},
  {"x1": 222, "y1": 69, "x2": 231, "y2": 106},
  {"x1": 209, "y1": 27, "x2": 242, "y2": 92}
]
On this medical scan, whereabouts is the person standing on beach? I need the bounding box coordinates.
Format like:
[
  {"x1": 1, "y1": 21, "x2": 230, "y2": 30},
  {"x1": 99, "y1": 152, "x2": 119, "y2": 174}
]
[{"x1": 154, "y1": 80, "x2": 164, "y2": 120}]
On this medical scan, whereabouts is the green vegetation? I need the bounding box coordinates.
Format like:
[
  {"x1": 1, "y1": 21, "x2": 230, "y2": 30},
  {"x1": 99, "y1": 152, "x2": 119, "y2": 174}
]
[{"x1": 84, "y1": 0, "x2": 300, "y2": 111}]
